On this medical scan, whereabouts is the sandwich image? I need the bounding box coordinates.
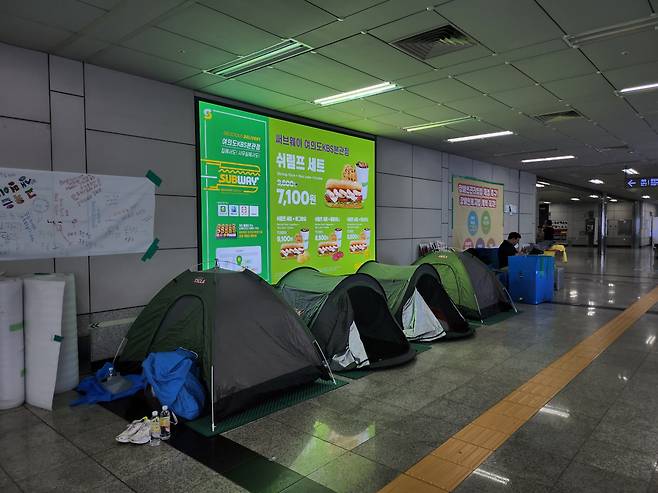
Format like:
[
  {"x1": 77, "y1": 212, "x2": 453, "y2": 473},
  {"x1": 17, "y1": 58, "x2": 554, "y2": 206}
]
[
  {"x1": 349, "y1": 240, "x2": 368, "y2": 254},
  {"x1": 317, "y1": 241, "x2": 339, "y2": 256},
  {"x1": 280, "y1": 243, "x2": 305, "y2": 259},
  {"x1": 324, "y1": 179, "x2": 363, "y2": 208}
]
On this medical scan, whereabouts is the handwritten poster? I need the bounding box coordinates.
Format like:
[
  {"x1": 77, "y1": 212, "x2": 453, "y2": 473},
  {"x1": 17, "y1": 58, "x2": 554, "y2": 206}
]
[
  {"x1": 452, "y1": 176, "x2": 504, "y2": 250},
  {"x1": 0, "y1": 167, "x2": 155, "y2": 260}
]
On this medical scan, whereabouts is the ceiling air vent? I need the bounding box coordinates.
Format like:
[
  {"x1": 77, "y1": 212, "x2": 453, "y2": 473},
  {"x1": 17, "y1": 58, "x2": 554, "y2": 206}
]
[
  {"x1": 392, "y1": 25, "x2": 475, "y2": 60},
  {"x1": 534, "y1": 110, "x2": 583, "y2": 124}
]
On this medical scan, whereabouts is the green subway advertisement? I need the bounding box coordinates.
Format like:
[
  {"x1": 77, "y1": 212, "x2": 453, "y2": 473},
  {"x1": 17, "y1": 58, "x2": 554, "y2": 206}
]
[{"x1": 198, "y1": 100, "x2": 376, "y2": 283}]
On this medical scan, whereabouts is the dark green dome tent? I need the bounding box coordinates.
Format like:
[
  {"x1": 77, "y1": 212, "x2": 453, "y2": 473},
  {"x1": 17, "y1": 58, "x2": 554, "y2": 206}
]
[
  {"x1": 117, "y1": 268, "x2": 327, "y2": 426},
  {"x1": 358, "y1": 261, "x2": 473, "y2": 341},
  {"x1": 414, "y1": 251, "x2": 516, "y2": 322},
  {"x1": 276, "y1": 267, "x2": 415, "y2": 372}
]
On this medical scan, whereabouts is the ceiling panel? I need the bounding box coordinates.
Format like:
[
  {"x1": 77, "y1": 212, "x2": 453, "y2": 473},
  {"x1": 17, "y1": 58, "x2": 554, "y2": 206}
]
[
  {"x1": 236, "y1": 68, "x2": 339, "y2": 100},
  {"x1": 492, "y1": 85, "x2": 563, "y2": 114},
  {"x1": 536, "y1": 0, "x2": 652, "y2": 34},
  {"x1": 89, "y1": 46, "x2": 198, "y2": 83},
  {"x1": 553, "y1": 119, "x2": 624, "y2": 147},
  {"x1": 406, "y1": 77, "x2": 482, "y2": 103},
  {"x1": 305, "y1": 0, "x2": 385, "y2": 18},
  {"x1": 0, "y1": 0, "x2": 106, "y2": 32},
  {"x1": 157, "y1": 4, "x2": 279, "y2": 56},
  {"x1": 295, "y1": 106, "x2": 361, "y2": 125},
  {"x1": 297, "y1": 0, "x2": 441, "y2": 48},
  {"x1": 121, "y1": 28, "x2": 234, "y2": 70},
  {"x1": 175, "y1": 72, "x2": 221, "y2": 90},
  {"x1": 273, "y1": 53, "x2": 379, "y2": 92},
  {"x1": 327, "y1": 100, "x2": 396, "y2": 118},
  {"x1": 456, "y1": 64, "x2": 535, "y2": 93},
  {"x1": 318, "y1": 34, "x2": 432, "y2": 81},
  {"x1": 436, "y1": 0, "x2": 563, "y2": 53},
  {"x1": 83, "y1": 0, "x2": 121, "y2": 9},
  {"x1": 404, "y1": 104, "x2": 469, "y2": 122},
  {"x1": 369, "y1": 112, "x2": 426, "y2": 128},
  {"x1": 444, "y1": 119, "x2": 502, "y2": 134},
  {"x1": 622, "y1": 92, "x2": 658, "y2": 116},
  {"x1": 501, "y1": 39, "x2": 566, "y2": 63},
  {"x1": 0, "y1": 13, "x2": 72, "y2": 52},
  {"x1": 446, "y1": 95, "x2": 513, "y2": 116},
  {"x1": 604, "y1": 60, "x2": 658, "y2": 90},
  {"x1": 543, "y1": 73, "x2": 615, "y2": 103},
  {"x1": 199, "y1": 0, "x2": 335, "y2": 38},
  {"x1": 580, "y1": 30, "x2": 658, "y2": 72},
  {"x1": 54, "y1": 35, "x2": 109, "y2": 60},
  {"x1": 513, "y1": 49, "x2": 595, "y2": 83},
  {"x1": 203, "y1": 79, "x2": 304, "y2": 110},
  {"x1": 365, "y1": 89, "x2": 434, "y2": 111}
]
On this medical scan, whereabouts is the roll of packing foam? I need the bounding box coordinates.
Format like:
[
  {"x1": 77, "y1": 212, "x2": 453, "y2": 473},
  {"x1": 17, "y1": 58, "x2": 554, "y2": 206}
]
[
  {"x1": 24, "y1": 277, "x2": 65, "y2": 411},
  {"x1": 52, "y1": 274, "x2": 78, "y2": 393},
  {"x1": 0, "y1": 278, "x2": 25, "y2": 410}
]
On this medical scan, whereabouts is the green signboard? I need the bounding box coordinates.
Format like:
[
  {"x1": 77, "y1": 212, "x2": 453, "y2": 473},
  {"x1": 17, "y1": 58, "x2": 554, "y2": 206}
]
[{"x1": 198, "y1": 100, "x2": 376, "y2": 283}]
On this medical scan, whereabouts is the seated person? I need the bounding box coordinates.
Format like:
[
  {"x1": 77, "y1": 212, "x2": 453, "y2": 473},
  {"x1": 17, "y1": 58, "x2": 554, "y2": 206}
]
[{"x1": 498, "y1": 232, "x2": 521, "y2": 269}]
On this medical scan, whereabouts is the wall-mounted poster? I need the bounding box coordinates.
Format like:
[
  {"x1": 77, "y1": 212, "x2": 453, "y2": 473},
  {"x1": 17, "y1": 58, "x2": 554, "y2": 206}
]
[
  {"x1": 452, "y1": 176, "x2": 504, "y2": 250},
  {"x1": 197, "y1": 99, "x2": 376, "y2": 283}
]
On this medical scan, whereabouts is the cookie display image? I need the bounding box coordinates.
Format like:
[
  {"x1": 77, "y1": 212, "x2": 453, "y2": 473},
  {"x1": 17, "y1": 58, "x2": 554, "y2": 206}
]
[
  {"x1": 324, "y1": 179, "x2": 363, "y2": 208},
  {"x1": 349, "y1": 240, "x2": 368, "y2": 253},
  {"x1": 215, "y1": 224, "x2": 237, "y2": 239},
  {"x1": 280, "y1": 243, "x2": 305, "y2": 259},
  {"x1": 342, "y1": 164, "x2": 357, "y2": 181},
  {"x1": 317, "y1": 241, "x2": 339, "y2": 256}
]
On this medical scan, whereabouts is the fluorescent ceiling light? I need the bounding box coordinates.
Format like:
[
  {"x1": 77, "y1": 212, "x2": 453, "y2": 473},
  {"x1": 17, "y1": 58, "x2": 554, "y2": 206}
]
[
  {"x1": 403, "y1": 116, "x2": 473, "y2": 132},
  {"x1": 623, "y1": 168, "x2": 639, "y2": 175},
  {"x1": 314, "y1": 82, "x2": 398, "y2": 106},
  {"x1": 564, "y1": 15, "x2": 658, "y2": 48},
  {"x1": 589, "y1": 178, "x2": 605, "y2": 184},
  {"x1": 521, "y1": 155, "x2": 575, "y2": 163},
  {"x1": 446, "y1": 130, "x2": 513, "y2": 143},
  {"x1": 537, "y1": 181, "x2": 551, "y2": 186},
  {"x1": 642, "y1": 195, "x2": 650, "y2": 199},
  {"x1": 619, "y1": 81, "x2": 658, "y2": 94},
  {"x1": 205, "y1": 39, "x2": 311, "y2": 78},
  {"x1": 571, "y1": 197, "x2": 580, "y2": 201},
  {"x1": 541, "y1": 201, "x2": 551, "y2": 204},
  {"x1": 589, "y1": 194, "x2": 599, "y2": 198},
  {"x1": 536, "y1": 183, "x2": 545, "y2": 188},
  {"x1": 609, "y1": 198, "x2": 618, "y2": 202}
]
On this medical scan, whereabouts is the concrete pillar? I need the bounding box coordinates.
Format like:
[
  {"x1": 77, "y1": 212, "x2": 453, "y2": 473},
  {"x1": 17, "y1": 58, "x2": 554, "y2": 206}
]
[
  {"x1": 632, "y1": 201, "x2": 641, "y2": 249},
  {"x1": 597, "y1": 199, "x2": 607, "y2": 253}
]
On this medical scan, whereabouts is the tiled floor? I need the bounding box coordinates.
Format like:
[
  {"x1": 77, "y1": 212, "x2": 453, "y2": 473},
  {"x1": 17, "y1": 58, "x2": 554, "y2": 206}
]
[{"x1": 1, "y1": 247, "x2": 657, "y2": 492}]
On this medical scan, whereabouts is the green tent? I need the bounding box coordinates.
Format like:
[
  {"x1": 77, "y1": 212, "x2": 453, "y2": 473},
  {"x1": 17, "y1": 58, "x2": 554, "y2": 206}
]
[
  {"x1": 414, "y1": 251, "x2": 515, "y2": 321},
  {"x1": 276, "y1": 267, "x2": 415, "y2": 371},
  {"x1": 117, "y1": 268, "x2": 327, "y2": 424},
  {"x1": 358, "y1": 261, "x2": 473, "y2": 341}
]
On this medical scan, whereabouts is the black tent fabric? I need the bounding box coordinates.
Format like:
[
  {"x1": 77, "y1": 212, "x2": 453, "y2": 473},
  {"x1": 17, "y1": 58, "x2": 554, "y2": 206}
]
[
  {"x1": 118, "y1": 268, "x2": 327, "y2": 420},
  {"x1": 276, "y1": 267, "x2": 415, "y2": 371}
]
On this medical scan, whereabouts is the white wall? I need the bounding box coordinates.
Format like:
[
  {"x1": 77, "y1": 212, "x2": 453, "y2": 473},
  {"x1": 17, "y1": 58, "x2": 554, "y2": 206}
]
[
  {"x1": 0, "y1": 42, "x2": 197, "y2": 332},
  {"x1": 641, "y1": 202, "x2": 657, "y2": 246},
  {"x1": 375, "y1": 137, "x2": 536, "y2": 264}
]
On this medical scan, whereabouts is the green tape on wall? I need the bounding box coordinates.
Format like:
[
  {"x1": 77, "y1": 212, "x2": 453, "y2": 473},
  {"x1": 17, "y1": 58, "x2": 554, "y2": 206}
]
[
  {"x1": 53, "y1": 335, "x2": 63, "y2": 342},
  {"x1": 9, "y1": 322, "x2": 23, "y2": 332}
]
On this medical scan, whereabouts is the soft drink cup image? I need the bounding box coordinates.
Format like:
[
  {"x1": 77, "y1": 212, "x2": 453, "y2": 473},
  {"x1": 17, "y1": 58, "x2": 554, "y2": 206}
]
[{"x1": 356, "y1": 162, "x2": 369, "y2": 200}]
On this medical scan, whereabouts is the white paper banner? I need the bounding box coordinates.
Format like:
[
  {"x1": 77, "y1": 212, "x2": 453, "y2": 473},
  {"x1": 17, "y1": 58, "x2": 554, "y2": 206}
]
[{"x1": 0, "y1": 167, "x2": 155, "y2": 260}]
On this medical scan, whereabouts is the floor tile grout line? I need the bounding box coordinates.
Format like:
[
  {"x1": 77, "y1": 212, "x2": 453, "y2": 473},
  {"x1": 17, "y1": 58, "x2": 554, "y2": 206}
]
[
  {"x1": 379, "y1": 286, "x2": 658, "y2": 493},
  {"x1": 23, "y1": 405, "x2": 138, "y2": 492}
]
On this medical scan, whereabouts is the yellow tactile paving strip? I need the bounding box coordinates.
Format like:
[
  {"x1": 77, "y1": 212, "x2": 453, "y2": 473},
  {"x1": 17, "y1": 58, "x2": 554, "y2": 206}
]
[{"x1": 379, "y1": 285, "x2": 658, "y2": 493}]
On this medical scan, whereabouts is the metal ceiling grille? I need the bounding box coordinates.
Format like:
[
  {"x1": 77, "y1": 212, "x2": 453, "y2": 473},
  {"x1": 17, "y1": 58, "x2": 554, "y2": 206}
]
[
  {"x1": 392, "y1": 25, "x2": 475, "y2": 60},
  {"x1": 534, "y1": 110, "x2": 584, "y2": 124}
]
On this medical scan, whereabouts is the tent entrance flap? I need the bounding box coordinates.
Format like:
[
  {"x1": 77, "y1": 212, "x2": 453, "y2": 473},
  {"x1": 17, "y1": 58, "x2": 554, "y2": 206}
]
[
  {"x1": 330, "y1": 321, "x2": 369, "y2": 371},
  {"x1": 402, "y1": 289, "x2": 446, "y2": 342}
]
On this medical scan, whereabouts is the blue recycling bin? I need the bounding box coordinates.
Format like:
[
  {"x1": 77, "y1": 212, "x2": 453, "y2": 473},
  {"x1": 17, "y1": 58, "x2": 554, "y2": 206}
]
[{"x1": 508, "y1": 255, "x2": 554, "y2": 304}]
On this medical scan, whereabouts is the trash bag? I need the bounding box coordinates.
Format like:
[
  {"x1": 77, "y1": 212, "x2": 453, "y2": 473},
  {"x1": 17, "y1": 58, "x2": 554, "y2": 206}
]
[{"x1": 142, "y1": 348, "x2": 205, "y2": 420}]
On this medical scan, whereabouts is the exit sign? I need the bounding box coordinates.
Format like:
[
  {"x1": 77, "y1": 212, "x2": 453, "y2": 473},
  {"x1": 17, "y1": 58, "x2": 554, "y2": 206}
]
[{"x1": 625, "y1": 177, "x2": 658, "y2": 189}]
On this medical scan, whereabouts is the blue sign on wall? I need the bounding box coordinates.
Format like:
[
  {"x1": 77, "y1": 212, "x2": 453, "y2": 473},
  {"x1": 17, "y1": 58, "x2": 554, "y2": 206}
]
[{"x1": 626, "y1": 177, "x2": 658, "y2": 188}]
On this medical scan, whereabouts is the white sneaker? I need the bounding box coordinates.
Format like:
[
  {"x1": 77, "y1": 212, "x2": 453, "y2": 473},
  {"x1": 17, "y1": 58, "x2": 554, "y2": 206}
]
[
  {"x1": 115, "y1": 418, "x2": 148, "y2": 443},
  {"x1": 129, "y1": 420, "x2": 152, "y2": 445}
]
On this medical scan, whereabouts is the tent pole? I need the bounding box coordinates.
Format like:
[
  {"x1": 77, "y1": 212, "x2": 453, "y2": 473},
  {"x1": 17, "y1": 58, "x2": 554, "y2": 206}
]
[
  {"x1": 210, "y1": 365, "x2": 216, "y2": 432},
  {"x1": 472, "y1": 293, "x2": 484, "y2": 324},
  {"x1": 503, "y1": 286, "x2": 519, "y2": 313}
]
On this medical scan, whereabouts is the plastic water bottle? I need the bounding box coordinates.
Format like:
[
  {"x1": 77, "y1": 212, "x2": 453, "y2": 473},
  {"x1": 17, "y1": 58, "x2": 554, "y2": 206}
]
[
  {"x1": 159, "y1": 406, "x2": 171, "y2": 441},
  {"x1": 149, "y1": 411, "x2": 160, "y2": 447}
]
